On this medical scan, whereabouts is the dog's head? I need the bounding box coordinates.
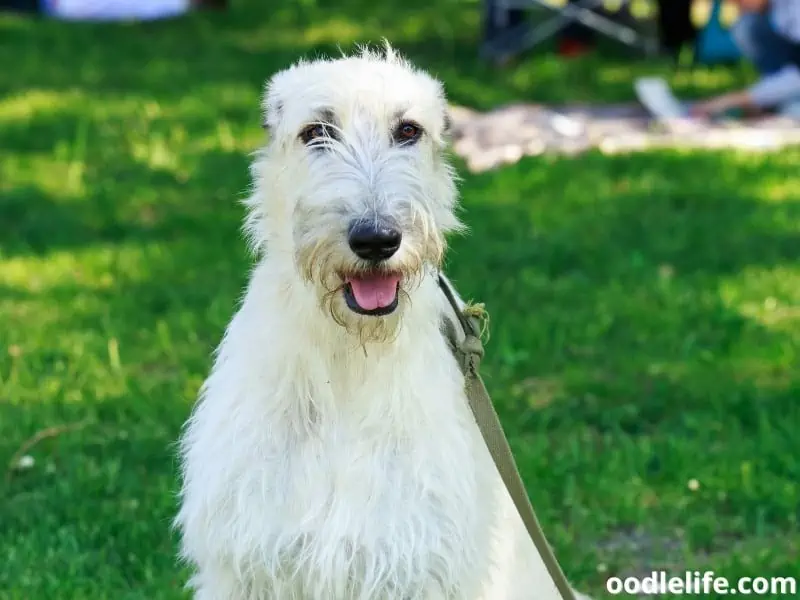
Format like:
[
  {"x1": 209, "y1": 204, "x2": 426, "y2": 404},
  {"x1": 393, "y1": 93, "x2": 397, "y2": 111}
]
[{"x1": 249, "y1": 44, "x2": 461, "y2": 341}]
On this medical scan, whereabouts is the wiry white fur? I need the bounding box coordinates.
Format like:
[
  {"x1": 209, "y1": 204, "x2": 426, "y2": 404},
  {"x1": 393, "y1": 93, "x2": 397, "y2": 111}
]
[{"x1": 176, "y1": 44, "x2": 591, "y2": 600}]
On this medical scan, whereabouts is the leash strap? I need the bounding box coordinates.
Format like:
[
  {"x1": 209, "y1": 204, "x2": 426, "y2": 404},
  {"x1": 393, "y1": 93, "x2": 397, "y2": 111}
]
[{"x1": 437, "y1": 274, "x2": 576, "y2": 600}]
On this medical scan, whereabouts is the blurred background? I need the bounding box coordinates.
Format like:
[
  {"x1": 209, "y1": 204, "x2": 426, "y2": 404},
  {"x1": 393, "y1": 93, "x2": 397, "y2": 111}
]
[{"x1": 1, "y1": 0, "x2": 798, "y2": 598}]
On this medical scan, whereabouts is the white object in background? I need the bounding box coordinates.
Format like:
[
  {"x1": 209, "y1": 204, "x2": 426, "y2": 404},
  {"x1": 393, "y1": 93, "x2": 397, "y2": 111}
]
[
  {"x1": 43, "y1": 0, "x2": 190, "y2": 21},
  {"x1": 635, "y1": 77, "x2": 689, "y2": 119},
  {"x1": 549, "y1": 112, "x2": 584, "y2": 138}
]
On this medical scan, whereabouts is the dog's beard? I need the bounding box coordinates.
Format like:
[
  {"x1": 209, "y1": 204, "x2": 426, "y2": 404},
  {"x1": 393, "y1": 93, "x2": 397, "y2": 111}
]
[
  {"x1": 296, "y1": 229, "x2": 444, "y2": 345},
  {"x1": 325, "y1": 283, "x2": 409, "y2": 345}
]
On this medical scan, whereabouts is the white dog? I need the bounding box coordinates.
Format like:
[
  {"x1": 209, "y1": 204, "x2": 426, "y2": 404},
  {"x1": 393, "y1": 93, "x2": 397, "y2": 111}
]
[{"x1": 176, "y1": 45, "x2": 590, "y2": 600}]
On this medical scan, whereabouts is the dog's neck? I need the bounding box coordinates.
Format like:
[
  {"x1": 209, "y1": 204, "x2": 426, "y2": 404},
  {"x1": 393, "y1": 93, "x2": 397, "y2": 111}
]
[{"x1": 239, "y1": 255, "x2": 448, "y2": 426}]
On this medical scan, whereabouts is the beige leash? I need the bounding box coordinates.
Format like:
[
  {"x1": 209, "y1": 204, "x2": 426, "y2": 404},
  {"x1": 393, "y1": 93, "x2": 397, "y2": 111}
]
[{"x1": 438, "y1": 274, "x2": 576, "y2": 600}]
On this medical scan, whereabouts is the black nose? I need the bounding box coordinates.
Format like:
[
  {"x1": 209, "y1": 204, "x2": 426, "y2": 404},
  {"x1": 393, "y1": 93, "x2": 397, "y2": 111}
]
[{"x1": 348, "y1": 220, "x2": 402, "y2": 261}]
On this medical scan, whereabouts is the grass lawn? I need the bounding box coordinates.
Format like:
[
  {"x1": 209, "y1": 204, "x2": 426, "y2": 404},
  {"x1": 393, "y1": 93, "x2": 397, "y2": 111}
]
[{"x1": 1, "y1": 0, "x2": 798, "y2": 598}]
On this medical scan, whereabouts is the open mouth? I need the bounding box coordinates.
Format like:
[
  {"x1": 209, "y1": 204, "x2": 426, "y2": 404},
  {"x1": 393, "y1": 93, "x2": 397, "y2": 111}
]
[{"x1": 343, "y1": 272, "x2": 401, "y2": 316}]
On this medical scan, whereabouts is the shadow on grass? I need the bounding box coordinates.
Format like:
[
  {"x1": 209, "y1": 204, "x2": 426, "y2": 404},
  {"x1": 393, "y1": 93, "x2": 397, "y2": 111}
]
[{"x1": 1, "y1": 146, "x2": 249, "y2": 256}]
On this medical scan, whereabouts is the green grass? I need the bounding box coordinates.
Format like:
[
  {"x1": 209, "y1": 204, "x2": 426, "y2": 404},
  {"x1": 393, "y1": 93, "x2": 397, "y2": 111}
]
[{"x1": 1, "y1": 0, "x2": 798, "y2": 598}]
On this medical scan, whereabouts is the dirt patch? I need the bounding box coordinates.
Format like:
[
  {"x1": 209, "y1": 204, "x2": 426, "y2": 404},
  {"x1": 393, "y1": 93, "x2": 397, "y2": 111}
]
[{"x1": 449, "y1": 103, "x2": 800, "y2": 172}]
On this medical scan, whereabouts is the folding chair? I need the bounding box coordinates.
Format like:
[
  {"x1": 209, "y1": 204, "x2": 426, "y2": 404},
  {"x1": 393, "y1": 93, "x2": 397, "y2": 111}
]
[{"x1": 482, "y1": 0, "x2": 660, "y2": 64}]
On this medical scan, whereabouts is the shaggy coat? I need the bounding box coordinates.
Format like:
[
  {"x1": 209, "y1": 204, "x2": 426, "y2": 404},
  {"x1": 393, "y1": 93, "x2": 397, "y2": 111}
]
[{"x1": 176, "y1": 46, "x2": 583, "y2": 600}]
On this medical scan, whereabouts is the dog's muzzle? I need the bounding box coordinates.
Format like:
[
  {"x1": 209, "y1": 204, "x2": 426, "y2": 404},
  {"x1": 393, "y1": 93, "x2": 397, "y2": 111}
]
[{"x1": 344, "y1": 219, "x2": 402, "y2": 316}]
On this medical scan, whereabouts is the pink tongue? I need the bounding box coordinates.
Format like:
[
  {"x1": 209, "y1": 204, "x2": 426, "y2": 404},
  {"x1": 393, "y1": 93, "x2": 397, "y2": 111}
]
[{"x1": 347, "y1": 274, "x2": 400, "y2": 311}]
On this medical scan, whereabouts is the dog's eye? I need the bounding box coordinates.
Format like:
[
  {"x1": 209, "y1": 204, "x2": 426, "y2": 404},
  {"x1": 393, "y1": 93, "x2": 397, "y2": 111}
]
[
  {"x1": 299, "y1": 123, "x2": 328, "y2": 145},
  {"x1": 394, "y1": 121, "x2": 422, "y2": 145}
]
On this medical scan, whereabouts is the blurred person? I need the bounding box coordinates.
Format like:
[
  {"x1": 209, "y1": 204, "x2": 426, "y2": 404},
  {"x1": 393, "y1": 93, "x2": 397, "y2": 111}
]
[{"x1": 691, "y1": 0, "x2": 800, "y2": 118}]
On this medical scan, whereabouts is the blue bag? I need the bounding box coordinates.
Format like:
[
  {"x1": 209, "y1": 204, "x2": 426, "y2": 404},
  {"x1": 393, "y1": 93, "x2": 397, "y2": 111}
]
[{"x1": 695, "y1": 0, "x2": 742, "y2": 65}]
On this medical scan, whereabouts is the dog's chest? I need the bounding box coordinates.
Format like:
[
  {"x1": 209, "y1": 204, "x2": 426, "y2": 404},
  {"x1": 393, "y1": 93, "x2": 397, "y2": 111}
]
[{"x1": 238, "y1": 389, "x2": 489, "y2": 596}]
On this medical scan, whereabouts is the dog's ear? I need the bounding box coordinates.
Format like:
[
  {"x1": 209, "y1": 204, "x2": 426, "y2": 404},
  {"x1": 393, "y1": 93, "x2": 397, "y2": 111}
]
[
  {"x1": 262, "y1": 76, "x2": 283, "y2": 133},
  {"x1": 262, "y1": 99, "x2": 282, "y2": 133}
]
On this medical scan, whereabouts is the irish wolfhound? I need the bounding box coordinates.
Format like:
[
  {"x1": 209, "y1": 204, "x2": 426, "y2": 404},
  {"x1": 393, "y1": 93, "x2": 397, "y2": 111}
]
[{"x1": 176, "y1": 44, "x2": 591, "y2": 600}]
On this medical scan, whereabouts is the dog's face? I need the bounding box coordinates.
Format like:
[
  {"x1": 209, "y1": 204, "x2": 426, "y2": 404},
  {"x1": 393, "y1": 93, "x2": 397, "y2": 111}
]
[{"x1": 253, "y1": 46, "x2": 461, "y2": 341}]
